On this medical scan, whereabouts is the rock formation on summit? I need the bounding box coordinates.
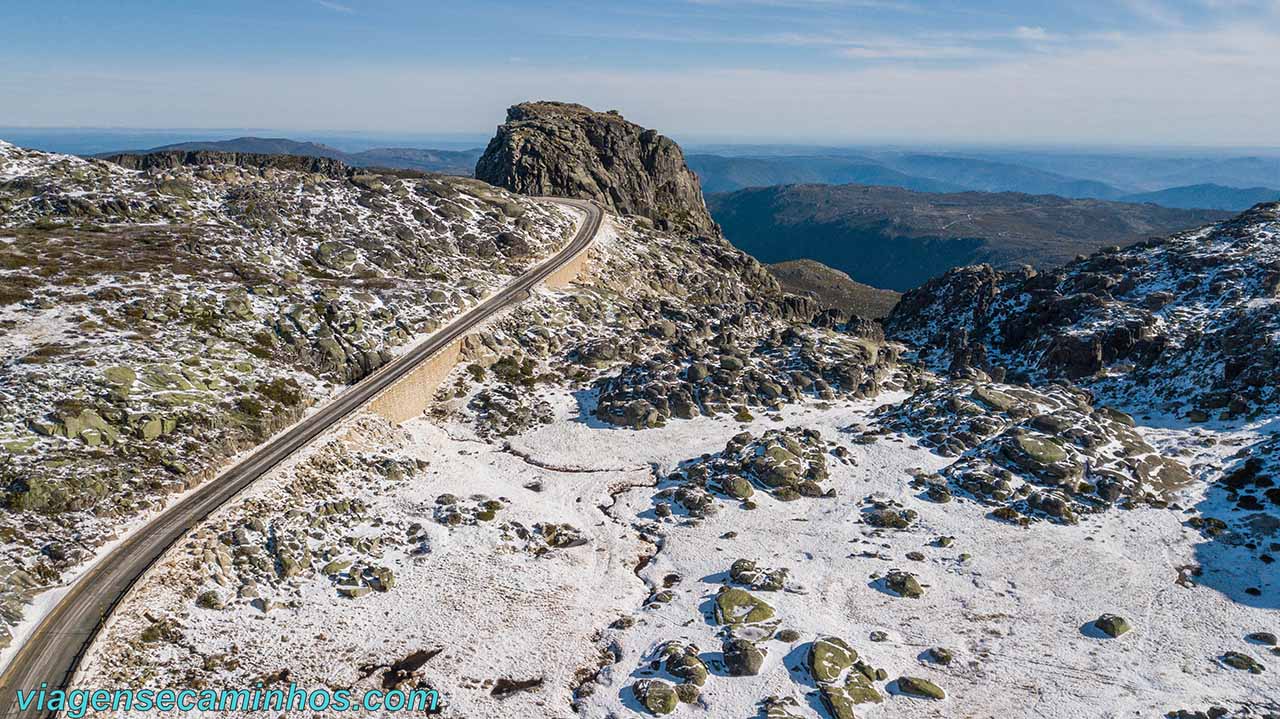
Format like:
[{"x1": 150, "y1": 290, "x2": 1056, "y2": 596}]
[{"x1": 475, "y1": 101, "x2": 717, "y2": 236}]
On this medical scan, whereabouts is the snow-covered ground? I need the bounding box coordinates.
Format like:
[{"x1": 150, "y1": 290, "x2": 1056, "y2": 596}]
[{"x1": 75, "y1": 381, "x2": 1279, "y2": 718}]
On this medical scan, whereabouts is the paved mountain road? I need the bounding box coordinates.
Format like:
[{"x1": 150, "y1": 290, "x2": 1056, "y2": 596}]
[{"x1": 0, "y1": 197, "x2": 602, "y2": 718}]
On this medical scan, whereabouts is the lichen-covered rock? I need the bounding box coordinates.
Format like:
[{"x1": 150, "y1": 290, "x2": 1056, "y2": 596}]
[
  {"x1": 729, "y1": 559, "x2": 790, "y2": 592},
  {"x1": 1246, "y1": 631, "x2": 1278, "y2": 646},
  {"x1": 897, "y1": 676, "x2": 945, "y2": 699},
  {"x1": 1095, "y1": 613, "x2": 1131, "y2": 638},
  {"x1": 594, "y1": 325, "x2": 898, "y2": 429},
  {"x1": 761, "y1": 696, "x2": 805, "y2": 719},
  {"x1": 885, "y1": 570, "x2": 924, "y2": 599},
  {"x1": 1221, "y1": 651, "x2": 1265, "y2": 674},
  {"x1": 672, "y1": 683, "x2": 699, "y2": 704},
  {"x1": 819, "y1": 672, "x2": 883, "y2": 719},
  {"x1": 878, "y1": 379, "x2": 1194, "y2": 524},
  {"x1": 714, "y1": 587, "x2": 775, "y2": 626},
  {"x1": 195, "y1": 589, "x2": 224, "y2": 610},
  {"x1": 722, "y1": 637, "x2": 765, "y2": 676},
  {"x1": 864, "y1": 500, "x2": 918, "y2": 529},
  {"x1": 661, "y1": 643, "x2": 708, "y2": 687},
  {"x1": 632, "y1": 679, "x2": 678, "y2": 715},
  {"x1": 809, "y1": 636, "x2": 858, "y2": 683},
  {"x1": 663, "y1": 428, "x2": 841, "y2": 508}
]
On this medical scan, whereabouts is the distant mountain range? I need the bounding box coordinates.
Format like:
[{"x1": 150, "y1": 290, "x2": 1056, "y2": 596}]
[
  {"x1": 97, "y1": 136, "x2": 483, "y2": 175},
  {"x1": 948, "y1": 149, "x2": 1280, "y2": 193},
  {"x1": 686, "y1": 154, "x2": 964, "y2": 194},
  {"x1": 688, "y1": 152, "x2": 1279, "y2": 211},
  {"x1": 1117, "y1": 183, "x2": 1280, "y2": 211},
  {"x1": 708, "y1": 184, "x2": 1230, "y2": 291}
]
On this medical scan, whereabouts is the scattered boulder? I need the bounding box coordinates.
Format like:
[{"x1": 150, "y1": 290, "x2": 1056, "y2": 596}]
[
  {"x1": 632, "y1": 679, "x2": 678, "y2": 715},
  {"x1": 1095, "y1": 614, "x2": 1131, "y2": 638},
  {"x1": 897, "y1": 676, "x2": 945, "y2": 700},
  {"x1": 926, "y1": 647, "x2": 953, "y2": 665},
  {"x1": 661, "y1": 643, "x2": 708, "y2": 687},
  {"x1": 714, "y1": 587, "x2": 775, "y2": 626},
  {"x1": 195, "y1": 590, "x2": 224, "y2": 610},
  {"x1": 1221, "y1": 651, "x2": 1265, "y2": 674},
  {"x1": 885, "y1": 570, "x2": 924, "y2": 599},
  {"x1": 1245, "y1": 631, "x2": 1277, "y2": 646},
  {"x1": 729, "y1": 559, "x2": 789, "y2": 592},
  {"x1": 723, "y1": 638, "x2": 765, "y2": 676},
  {"x1": 809, "y1": 636, "x2": 857, "y2": 683}
]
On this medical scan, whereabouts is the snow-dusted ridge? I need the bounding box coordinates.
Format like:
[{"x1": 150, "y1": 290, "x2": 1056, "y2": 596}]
[{"x1": 0, "y1": 141, "x2": 577, "y2": 653}]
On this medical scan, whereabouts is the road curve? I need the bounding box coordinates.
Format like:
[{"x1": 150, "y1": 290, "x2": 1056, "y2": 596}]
[{"x1": 0, "y1": 197, "x2": 602, "y2": 718}]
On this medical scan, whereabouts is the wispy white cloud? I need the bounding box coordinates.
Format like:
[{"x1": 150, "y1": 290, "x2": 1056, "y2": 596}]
[
  {"x1": 836, "y1": 40, "x2": 990, "y2": 60},
  {"x1": 1119, "y1": 0, "x2": 1185, "y2": 27},
  {"x1": 685, "y1": 0, "x2": 919, "y2": 9},
  {"x1": 8, "y1": 22, "x2": 1277, "y2": 147},
  {"x1": 558, "y1": 27, "x2": 1046, "y2": 63},
  {"x1": 1012, "y1": 26, "x2": 1051, "y2": 41},
  {"x1": 313, "y1": 0, "x2": 353, "y2": 13}
]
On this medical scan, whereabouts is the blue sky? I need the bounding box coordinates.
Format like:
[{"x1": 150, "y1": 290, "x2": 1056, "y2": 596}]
[{"x1": 2, "y1": 0, "x2": 1278, "y2": 145}]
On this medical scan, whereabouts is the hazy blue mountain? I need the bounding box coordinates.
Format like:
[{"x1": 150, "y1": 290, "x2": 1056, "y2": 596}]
[
  {"x1": 709, "y1": 184, "x2": 1228, "y2": 291},
  {"x1": 343, "y1": 147, "x2": 482, "y2": 175},
  {"x1": 687, "y1": 154, "x2": 964, "y2": 193},
  {"x1": 870, "y1": 153, "x2": 1127, "y2": 199},
  {"x1": 936, "y1": 149, "x2": 1280, "y2": 192},
  {"x1": 1120, "y1": 184, "x2": 1280, "y2": 211},
  {"x1": 135, "y1": 137, "x2": 350, "y2": 160},
  {"x1": 687, "y1": 151, "x2": 1127, "y2": 199},
  {"x1": 1152, "y1": 156, "x2": 1280, "y2": 190},
  {"x1": 98, "y1": 136, "x2": 483, "y2": 175}
]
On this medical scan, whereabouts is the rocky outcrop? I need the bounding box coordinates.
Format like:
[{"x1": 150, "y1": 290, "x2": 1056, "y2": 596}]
[
  {"x1": 767, "y1": 259, "x2": 901, "y2": 319},
  {"x1": 475, "y1": 101, "x2": 717, "y2": 236},
  {"x1": 100, "y1": 150, "x2": 354, "y2": 178},
  {"x1": 875, "y1": 378, "x2": 1195, "y2": 524},
  {"x1": 885, "y1": 203, "x2": 1280, "y2": 415}
]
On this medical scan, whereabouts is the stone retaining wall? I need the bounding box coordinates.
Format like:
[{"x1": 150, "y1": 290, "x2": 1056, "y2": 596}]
[{"x1": 364, "y1": 243, "x2": 593, "y2": 424}]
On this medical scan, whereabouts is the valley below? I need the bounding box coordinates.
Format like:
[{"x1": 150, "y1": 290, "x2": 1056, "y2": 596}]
[{"x1": 709, "y1": 184, "x2": 1231, "y2": 292}]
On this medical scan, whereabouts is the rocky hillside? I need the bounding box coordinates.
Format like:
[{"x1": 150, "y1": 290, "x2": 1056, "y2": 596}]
[
  {"x1": 102, "y1": 137, "x2": 483, "y2": 176},
  {"x1": 475, "y1": 102, "x2": 717, "y2": 236},
  {"x1": 709, "y1": 183, "x2": 1230, "y2": 291},
  {"x1": 886, "y1": 202, "x2": 1280, "y2": 417},
  {"x1": 0, "y1": 140, "x2": 577, "y2": 648},
  {"x1": 767, "y1": 259, "x2": 901, "y2": 319},
  {"x1": 12, "y1": 106, "x2": 1278, "y2": 719}
]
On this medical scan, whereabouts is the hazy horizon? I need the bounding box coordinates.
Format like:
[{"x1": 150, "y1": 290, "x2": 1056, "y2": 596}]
[{"x1": 5, "y1": 126, "x2": 1280, "y2": 159}]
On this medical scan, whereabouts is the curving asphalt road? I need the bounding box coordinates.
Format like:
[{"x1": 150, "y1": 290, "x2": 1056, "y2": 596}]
[{"x1": 0, "y1": 197, "x2": 602, "y2": 718}]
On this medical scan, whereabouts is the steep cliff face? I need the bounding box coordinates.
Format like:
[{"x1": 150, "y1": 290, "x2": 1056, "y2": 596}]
[{"x1": 475, "y1": 101, "x2": 717, "y2": 236}]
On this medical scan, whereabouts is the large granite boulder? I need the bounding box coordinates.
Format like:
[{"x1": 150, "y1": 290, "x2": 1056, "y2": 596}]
[{"x1": 475, "y1": 101, "x2": 718, "y2": 236}]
